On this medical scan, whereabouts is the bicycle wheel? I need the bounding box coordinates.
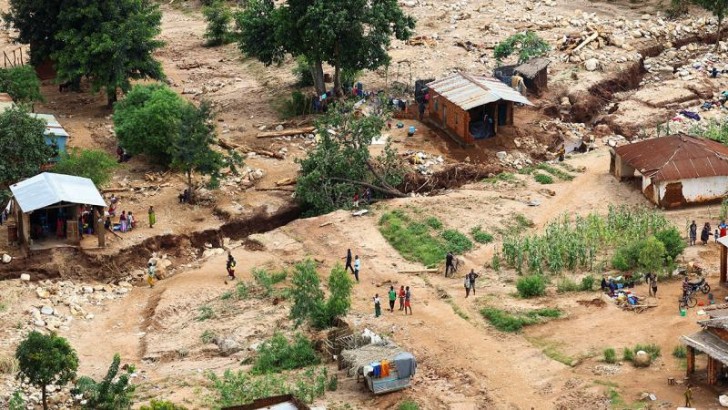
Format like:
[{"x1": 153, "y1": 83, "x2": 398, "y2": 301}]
[
  {"x1": 687, "y1": 295, "x2": 697, "y2": 308},
  {"x1": 702, "y1": 284, "x2": 711, "y2": 294}
]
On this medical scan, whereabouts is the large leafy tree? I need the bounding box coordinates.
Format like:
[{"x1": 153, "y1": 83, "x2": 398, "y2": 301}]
[
  {"x1": 3, "y1": 0, "x2": 64, "y2": 65},
  {"x1": 236, "y1": 0, "x2": 415, "y2": 96},
  {"x1": 16, "y1": 331, "x2": 79, "y2": 410},
  {"x1": 54, "y1": 0, "x2": 165, "y2": 106},
  {"x1": 0, "y1": 106, "x2": 53, "y2": 199},
  {"x1": 295, "y1": 101, "x2": 405, "y2": 215},
  {"x1": 53, "y1": 148, "x2": 118, "y2": 187},
  {"x1": 692, "y1": 0, "x2": 728, "y2": 47}
]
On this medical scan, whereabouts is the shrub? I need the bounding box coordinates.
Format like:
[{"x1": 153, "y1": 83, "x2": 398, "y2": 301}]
[
  {"x1": 196, "y1": 305, "x2": 215, "y2": 321},
  {"x1": 72, "y1": 354, "x2": 135, "y2": 410},
  {"x1": 251, "y1": 333, "x2": 320, "y2": 374},
  {"x1": 534, "y1": 173, "x2": 554, "y2": 184},
  {"x1": 326, "y1": 374, "x2": 338, "y2": 392},
  {"x1": 289, "y1": 260, "x2": 325, "y2": 327},
  {"x1": 8, "y1": 391, "x2": 24, "y2": 410},
  {"x1": 638, "y1": 236, "x2": 666, "y2": 273},
  {"x1": 253, "y1": 268, "x2": 287, "y2": 297},
  {"x1": 516, "y1": 275, "x2": 546, "y2": 298},
  {"x1": 220, "y1": 291, "x2": 233, "y2": 300},
  {"x1": 313, "y1": 265, "x2": 353, "y2": 329},
  {"x1": 491, "y1": 252, "x2": 501, "y2": 272},
  {"x1": 634, "y1": 343, "x2": 661, "y2": 360},
  {"x1": 556, "y1": 277, "x2": 580, "y2": 293},
  {"x1": 514, "y1": 213, "x2": 535, "y2": 228},
  {"x1": 279, "y1": 91, "x2": 313, "y2": 118},
  {"x1": 441, "y1": 229, "x2": 474, "y2": 254},
  {"x1": 201, "y1": 330, "x2": 217, "y2": 344},
  {"x1": 493, "y1": 31, "x2": 551, "y2": 63},
  {"x1": 139, "y1": 400, "x2": 188, "y2": 410},
  {"x1": 0, "y1": 65, "x2": 43, "y2": 103},
  {"x1": 655, "y1": 227, "x2": 686, "y2": 261},
  {"x1": 235, "y1": 281, "x2": 249, "y2": 299},
  {"x1": 623, "y1": 348, "x2": 634, "y2": 362},
  {"x1": 673, "y1": 345, "x2": 687, "y2": 359},
  {"x1": 470, "y1": 225, "x2": 494, "y2": 244},
  {"x1": 53, "y1": 148, "x2": 119, "y2": 187},
  {"x1": 580, "y1": 275, "x2": 595, "y2": 291},
  {"x1": 292, "y1": 57, "x2": 314, "y2": 87},
  {"x1": 203, "y1": 1, "x2": 233, "y2": 47},
  {"x1": 603, "y1": 348, "x2": 616, "y2": 364}
]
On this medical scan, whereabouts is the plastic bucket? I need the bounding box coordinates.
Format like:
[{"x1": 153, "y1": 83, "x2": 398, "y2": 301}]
[{"x1": 680, "y1": 309, "x2": 687, "y2": 317}]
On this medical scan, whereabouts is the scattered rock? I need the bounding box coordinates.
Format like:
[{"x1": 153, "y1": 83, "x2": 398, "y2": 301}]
[
  {"x1": 36, "y1": 288, "x2": 50, "y2": 299},
  {"x1": 40, "y1": 306, "x2": 54, "y2": 315},
  {"x1": 584, "y1": 58, "x2": 600, "y2": 72},
  {"x1": 2, "y1": 254, "x2": 11, "y2": 264},
  {"x1": 633, "y1": 351, "x2": 651, "y2": 367},
  {"x1": 20, "y1": 273, "x2": 30, "y2": 281},
  {"x1": 215, "y1": 337, "x2": 241, "y2": 357}
]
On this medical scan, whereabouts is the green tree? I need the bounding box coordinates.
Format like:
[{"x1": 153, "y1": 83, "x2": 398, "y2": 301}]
[
  {"x1": 654, "y1": 227, "x2": 685, "y2": 261},
  {"x1": 3, "y1": 0, "x2": 65, "y2": 65},
  {"x1": 494, "y1": 31, "x2": 551, "y2": 64},
  {"x1": 0, "y1": 65, "x2": 43, "y2": 103},
  {"x1": 53, "y1": 148, "x2": 118, "y2": 187},
  {"x1": 316, "y1": 264, "x2": 353, "y2": 328},
  {"x1": 114, "y1": 83, "x2": 188, "y2": 164},
  {"x1": 15, "y1": 331, "x2": 79, "y2": 410},
  {"x1": 72, "y1": 354, "x2": 135, "y2": 410},
  {"x1": 295, "y1": 101, "x2": 405, "y2": 215},
  {"x1": 203, "y1": 1, "x2": 234, "y2": 47},
  {"x1": 0, "y1": 106, "x2": 53, "y2": 199},
  {"x1": 236, "y1": 0, "x2": 415, "y2": 96},
  {"x1": 54, "y1": 0, "x2": 165, "y2": 106},
  {"x1": 692, "y1": 0, "x2": 728, "y2": 47},
  {"x1": 170, "y1": 101, "x2": 226, "y2": 201},
  {"x1": 290, "y1": 259, "x2": 325, "y2": 327},
  {"x1": 638, "y1": 236, "x2": 667, "y2": 274}
]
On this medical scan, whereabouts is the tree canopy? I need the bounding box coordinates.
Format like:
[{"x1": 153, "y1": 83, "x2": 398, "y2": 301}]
[
  {"x1": 0, "y1": 106, "x2": 53, "y2": 196},
  {"x1": 494, "y1": 31, "x2": 551, "y2": 64},
  {"x1": 295, "y1": 101, "x2": 405, "y2": 215},
  {"x1": 53, "y1": 148, "x2": 118, "y2": 187},
  {"x1": 16, "y1": 331, "x2": 79, "y2": 410},
  {"x1": 0, "y1": 65, "x2": 43, "y2": 103},
  {"x1": 203, "y1": 1, "x2": 234, "y2": 47},
  {"x1": 3, "y1": 0, "x2": 64, "y2": 65},
  {"x1": 236, "y1": 0, "x2": 415, "y2": 96}
]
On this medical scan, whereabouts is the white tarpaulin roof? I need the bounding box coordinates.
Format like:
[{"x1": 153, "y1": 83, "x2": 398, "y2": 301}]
[
  {"x1": 427, "y1": 72, "x2": 533, "y2": 110},
  {"x1": 10, "y1": 172, "x2": 105, "y2": 213}
]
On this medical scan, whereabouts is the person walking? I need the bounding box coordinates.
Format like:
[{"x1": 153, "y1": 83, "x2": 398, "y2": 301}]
[
  {"x1": 445, "y1": 251, "x2": 455, "y2": 277},
  {"x1": 146, "y1": 262, "x2": 156, "y2": 288},
  {"x1": 689, "y1": 220, "x2": 697, "y2": 246},
  {"x1": 648, "y1": 273, "x2": 658, "y2": 297},
  {"x1": 466, "y1": 269, "x2": 479, "y2": 298},
  {"x1": 374, "y1": 294, "x2": 381, "y2": 317},
  {"x1": 148, "y1": 206, "x2": 156, "y2": 228},
  {"x1": 354, "y1": 255, "x2": 360, "y2": 282},
  {"x1": 226, "y1": 252, "x2": 237, "y2": 280},
  {"x1": 388, "y1": 286, "x2": 397, "y2": 312},
  {"x1": 343, "y1": 249, "x2": 354, "y2": 274},
  {"x1": 684, "y1": 384, "x2": 693, "y2": 407},
  {"x1": 701, "y1": 222, "x2": 712, "y2": 245},
  {"x1": 404, "y1": 286, "x2": 412, "y2": 315},
  {"x1": 398, "y1": 286, "x2": 406, "y2": 311}
]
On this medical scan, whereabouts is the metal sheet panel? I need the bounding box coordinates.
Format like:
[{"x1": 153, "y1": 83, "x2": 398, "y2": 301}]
[
  {"x1": 10, "y1": 172, "x2": 106, "y2": 213},
  {"x1": 427, "y1": 72, "x2": 533, "y2": 110},
  {"x1": 614, "y1": 134, "x2": 728, "y2": 182}
]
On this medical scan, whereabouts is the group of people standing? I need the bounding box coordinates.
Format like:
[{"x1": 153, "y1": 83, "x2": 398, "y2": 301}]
[
  {"x1": 689, "y1": 220, "x2": 728, "y2": 246},
  {"x1": 104, "y1": 195, "x2": 156, "y2": 233},
  {"x1": 375, "y1": 285, "x2": 412, "y2": 317}
]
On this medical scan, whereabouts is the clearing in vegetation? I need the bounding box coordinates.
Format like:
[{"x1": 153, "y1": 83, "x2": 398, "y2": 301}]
[{"x1": 379, "y1": 210, "x2": 472, "y2": 267}]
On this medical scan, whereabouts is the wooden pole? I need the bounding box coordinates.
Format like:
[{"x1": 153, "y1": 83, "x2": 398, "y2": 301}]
[
  {"x1": 687, "y1": 346, "x2": 695, "y2": 375},
  {"x1": 721, "y1": 244, "x2": 727, "y2": 286},
  {"x1": 95, "y1": 207, "x2": 105, "y2": 248}
]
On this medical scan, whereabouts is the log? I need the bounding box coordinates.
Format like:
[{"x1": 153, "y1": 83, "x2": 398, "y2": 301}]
[
  {"x1": 255, "y1": 186, "x2": 295, "y2": 192},
  {"x1": 218, "y1": 138, "x2": 241, "y2": 150},
  {"x1": 256, "y1": 126, "x2": 315, "y2": 138},
  {"x1": 257, "y1": 150, "x2": 285, "y2": 160},
  {"x1": 276, "y1": 177, "x2": 297, "y2": 186},
  {"x1": 571, "y1": 32, "x2": 599, "y2": 54},
  {"x1": 319, "y1": 222, "x2": 333, "y2": 228}
]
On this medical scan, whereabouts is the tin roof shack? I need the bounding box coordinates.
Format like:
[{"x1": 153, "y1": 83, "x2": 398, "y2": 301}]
[
  {"x1": 9, "y1": 173, "x2": 106, "y2": 252},
  {"x1": 681, "y1": 311, "x2": 728, "y2": 385},
  {"x1": 30, "y1": 113, "x2": 69, "y2": 162},
  {"x1": 610, "y1": 134, "x2": 728, "y2": 208},
  {"x1": 426, "y1": 72, "x2": 533, "y2": 145},
  {"x1": 493, "y1": 58, "x2": 551, "y2": 96}
]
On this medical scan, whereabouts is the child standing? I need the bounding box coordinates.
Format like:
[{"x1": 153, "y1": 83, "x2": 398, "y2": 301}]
[
  {"x1": 226, "y1": 252, "x2": 236, "y2": 280},
  {"x1": 404, "y1": 286, "x2": 412, "y2": 315},
  {"x1": 374, "y1": 294, "x2": 381, "y2": 317},
  {"x1": 398, "y1": 286, "x2": 405, "y2": 311},
  {"x1": 354, "y1": 255, "x2": 360, "y2": 282},
  {"x1": 147, "y1": 262, "x2": 156, "y2": 288}
]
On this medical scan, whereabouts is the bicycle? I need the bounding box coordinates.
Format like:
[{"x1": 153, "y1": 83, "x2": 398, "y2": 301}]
[{"x1": 679, "y1": 291, "x2": 697, "y2": 310}]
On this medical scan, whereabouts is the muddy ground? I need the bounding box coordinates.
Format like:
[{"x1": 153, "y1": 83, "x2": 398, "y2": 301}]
[{"x1": 2, "y1": 0, "x2": 728, "y2": 408}]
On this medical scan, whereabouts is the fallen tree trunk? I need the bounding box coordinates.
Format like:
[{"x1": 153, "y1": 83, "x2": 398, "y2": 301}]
[
  {"x1": 571, "y1": 32, "x2": 599, "y2": 54},
  {"x1": 256, "y1": 126, "x2": 316, "y2": 139},
  {"x1": 329, "y1": 177, "x2": 407, "y2": 198}
]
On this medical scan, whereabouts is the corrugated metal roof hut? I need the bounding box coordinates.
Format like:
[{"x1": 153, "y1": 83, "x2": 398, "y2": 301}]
[
  {"x1": 514, "y1": 58, "x2": 550, "y2": 95},
  {"x1": 610, "y1": 134, "x2": 728, "y2": 208},
  {"x1": 9, "y1": 172, "x2": 106, "y2": 251},
  {"x1": 426, "y1": 72, "x2": 533, "y2": 145},
  {"x1": 681, "y1": 310, "x2": 728, "y2": 385}
]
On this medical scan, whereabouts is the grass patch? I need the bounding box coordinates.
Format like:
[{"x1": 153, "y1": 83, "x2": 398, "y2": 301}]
[
  {"x1": 236, "y1": 281, "x2": 250, "y2": 299},
  {"x1": 398, "y1": 400, "x2": 420, "y2": 410},
  {"x1": 220, "y1": 291, "x2": 233, "y2": 300},
  {"x1": 252, "y1": 332, "x2": 320, "y2": 374},
  {"x1": 480, "y1": 307, "x2": 561, "y2": 332},
  {"x1": 379, "y1": 210, "x2": 471, "y2": 268},
  {"x1": 483, "y1": 172, "x2": 518, "y2": 184},
  {"x1": 623, "y1": 348, "x2": 633, "y2": 362},
  {"x1": 196, "y1": 305, "x2": 215, "y2": 321},
  {"x1": 557, "y1": 162, "x2": 584, "y2": 174},
  {"x1": 527, "y1": 336, "x2": 577, "y2": 366},
  {"x1": 470, "y1": 225, "x2": 494, "y2": 244},
  {"x1": 513, "y1": 213, "x2": 535, "y2": 228},
  {"x1": 253, "y1": 268, "x2": 287, "y2": 297},
  {"x1": 534, "y1": 173, "x2": 554, "y2": 184},
  {"x1": 673, "y1": 345, "x2": 687, "y2": 359},
  {"x1": 556, "y1": 277, "x2": 580, "y2": 293},
  {"x1": 603, "y1": 348, "x2": 617, "y2": 364},
  {"x1": 593, "y1": 379, "x2": 619, "y2": 388},
  {"x1": 516, "y1": 275, "x2": 546, "y2": 298},
  {"x1": 633, "y1": 343, "x2": 661, "y2": 360},
  {"x1": 446, "y1": 299, "x2": 470, "y2": 320},
  {"x1": 201, "y1": 330, "x2": 217, "y2": 344},
  {"x1": 537, "y1": 163, "x2": 574, "y2": 181}
]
